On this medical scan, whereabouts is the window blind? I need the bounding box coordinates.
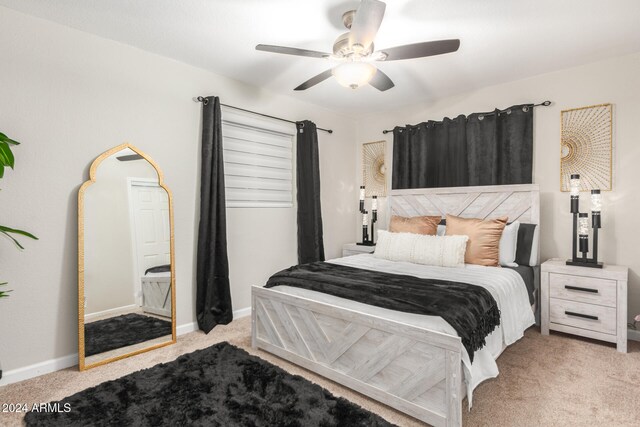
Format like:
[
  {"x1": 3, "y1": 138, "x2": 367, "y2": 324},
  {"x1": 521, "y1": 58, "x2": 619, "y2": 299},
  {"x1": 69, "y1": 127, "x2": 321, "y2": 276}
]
[{"x1": 222, "y1": 115, "x2": 294, "y2": 208}]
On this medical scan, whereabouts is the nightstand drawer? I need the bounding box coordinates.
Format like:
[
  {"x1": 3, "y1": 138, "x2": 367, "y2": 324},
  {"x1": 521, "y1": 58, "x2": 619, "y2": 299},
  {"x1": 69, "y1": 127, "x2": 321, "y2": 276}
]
[
  {"x1": 550, "y1": 298, "x2": 616, "y2": 335},
  {"x1": 549, "y1": 273, "x2": 616, "y2": 307}
]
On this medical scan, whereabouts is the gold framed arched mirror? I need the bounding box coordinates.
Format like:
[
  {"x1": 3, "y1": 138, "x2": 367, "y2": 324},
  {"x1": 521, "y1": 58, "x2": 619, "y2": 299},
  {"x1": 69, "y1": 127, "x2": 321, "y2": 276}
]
[{"x1": 78, "y1": 143, "x2": 176, "y2": 371}]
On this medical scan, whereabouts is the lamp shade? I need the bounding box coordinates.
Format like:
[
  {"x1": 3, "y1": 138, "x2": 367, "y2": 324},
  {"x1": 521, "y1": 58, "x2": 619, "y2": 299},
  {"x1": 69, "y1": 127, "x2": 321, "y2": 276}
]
[
  {"x1": 591, "y1": 189, "x2": 602, "y2": 212},
  {"x1": 570, "y1": 174, "x2": 581, "y2": 196},
  {"x1": 332, "y1": 62, "x2": 377, "y2": 89},
  {"x1": 578, "y1": 213, "x2": 589, "y2": 236}
]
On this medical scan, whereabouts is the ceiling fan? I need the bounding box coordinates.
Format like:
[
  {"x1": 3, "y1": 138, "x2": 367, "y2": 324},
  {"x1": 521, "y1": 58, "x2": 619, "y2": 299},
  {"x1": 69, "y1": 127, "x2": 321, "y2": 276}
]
[{"x1": 255, "y1": 0, "x2": 460, "y2": 92}]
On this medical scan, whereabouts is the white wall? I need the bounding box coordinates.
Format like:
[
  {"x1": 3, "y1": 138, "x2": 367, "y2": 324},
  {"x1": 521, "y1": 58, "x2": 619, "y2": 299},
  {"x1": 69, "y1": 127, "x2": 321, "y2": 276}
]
[
  {"x1": 0, "y1": 6, "x2": 357, "y2": 374},
  {"x1": 356, "y1": 53, "x2": 640, "y2": 323}
]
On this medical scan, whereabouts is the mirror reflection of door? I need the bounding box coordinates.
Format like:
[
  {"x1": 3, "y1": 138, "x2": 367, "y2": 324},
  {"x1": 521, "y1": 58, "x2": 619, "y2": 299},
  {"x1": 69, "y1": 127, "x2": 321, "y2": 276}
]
[
  {"x1": 128, "y1": 179, "x2": 171, "y2": 316},
  {"x1": 80, "y1": 146, "x2": 175, "y2": 369}
]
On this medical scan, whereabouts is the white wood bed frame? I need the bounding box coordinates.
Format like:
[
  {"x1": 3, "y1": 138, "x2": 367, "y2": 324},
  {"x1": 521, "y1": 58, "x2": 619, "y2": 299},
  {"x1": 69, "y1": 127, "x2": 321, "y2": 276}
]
[
  {"x1": 252, "y1": 184, "x2": 540, "y2": 427},
  {"x1": 141, "y1": 275, "x2": 172, "y2": 318}
]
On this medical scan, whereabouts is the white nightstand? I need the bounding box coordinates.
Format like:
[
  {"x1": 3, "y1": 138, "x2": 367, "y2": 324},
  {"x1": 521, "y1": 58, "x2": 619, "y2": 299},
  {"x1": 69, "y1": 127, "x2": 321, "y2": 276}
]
[
  {"x1": 342, "y1": 243, "x2": 376, "y2": 257},
  {"x1": 541, "y1": 259, "x2": 628, "y2": 352}
]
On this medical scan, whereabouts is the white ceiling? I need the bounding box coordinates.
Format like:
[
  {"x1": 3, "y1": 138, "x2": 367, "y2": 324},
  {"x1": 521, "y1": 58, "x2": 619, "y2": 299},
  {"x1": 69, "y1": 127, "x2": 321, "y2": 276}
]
[{"x1": 2, "y1": 0, "x2": 639, "y2": 116}]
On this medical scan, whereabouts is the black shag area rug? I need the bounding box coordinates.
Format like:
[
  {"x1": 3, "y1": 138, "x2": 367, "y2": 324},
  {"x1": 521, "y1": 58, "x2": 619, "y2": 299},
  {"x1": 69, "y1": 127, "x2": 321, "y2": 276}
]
[
  {"x1": 25, "y1": 342, "x2": 394, "y2": 427},
  {"x1": 85, "y1": 313, "x2": 172, "y2": 357}
]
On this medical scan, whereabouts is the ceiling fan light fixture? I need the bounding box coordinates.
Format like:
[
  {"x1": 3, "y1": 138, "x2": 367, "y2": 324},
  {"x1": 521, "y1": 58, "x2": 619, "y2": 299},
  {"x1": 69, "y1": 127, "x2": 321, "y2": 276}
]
[
  {"x1": 257, "y1": 1, "x2": 460, "y2": 92},
  {"x1": 332, "y1": 62, "x2": 377, "y2": 89}
]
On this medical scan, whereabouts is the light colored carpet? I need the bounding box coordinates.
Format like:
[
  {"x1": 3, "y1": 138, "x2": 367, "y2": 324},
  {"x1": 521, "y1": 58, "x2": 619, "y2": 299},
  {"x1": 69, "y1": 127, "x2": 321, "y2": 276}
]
[{"x1": 0, "y1": 317, "x2": 638, "y2": 427}]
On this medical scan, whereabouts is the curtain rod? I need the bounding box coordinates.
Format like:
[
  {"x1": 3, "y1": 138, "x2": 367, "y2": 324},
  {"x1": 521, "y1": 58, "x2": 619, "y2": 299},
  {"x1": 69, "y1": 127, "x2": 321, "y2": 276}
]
[
  {"x1": 381, "y1": 100, "x2": 552, "y2": 134},
  {"x1": 195, "y1": 96, "x2": 333, "y2": 134}
]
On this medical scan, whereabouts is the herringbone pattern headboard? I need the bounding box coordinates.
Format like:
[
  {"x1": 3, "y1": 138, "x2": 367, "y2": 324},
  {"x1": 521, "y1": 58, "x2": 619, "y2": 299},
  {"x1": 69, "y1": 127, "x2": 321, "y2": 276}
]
[{"x1": 389, "y1": 184, "x2": 540, "y2": 225}]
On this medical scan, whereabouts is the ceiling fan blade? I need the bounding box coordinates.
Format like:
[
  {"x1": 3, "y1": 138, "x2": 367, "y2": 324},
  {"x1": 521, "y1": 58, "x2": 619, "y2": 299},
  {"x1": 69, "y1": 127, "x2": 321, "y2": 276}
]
[
  {"x1": 256, "y1": 44, "x2": 330, "y2": 59},
  {"x1": 349, "y1": 0, "x2": 386, "y2": 51},
  {"x1": 294, "y1": 69, "x2": 334, "y2": 91},
  {"x1": 376, "y1": 39, "x2": 460, "y2": 61},
  {"x1": 369, "y1": 68, "x2": 394, "y2": 91}
]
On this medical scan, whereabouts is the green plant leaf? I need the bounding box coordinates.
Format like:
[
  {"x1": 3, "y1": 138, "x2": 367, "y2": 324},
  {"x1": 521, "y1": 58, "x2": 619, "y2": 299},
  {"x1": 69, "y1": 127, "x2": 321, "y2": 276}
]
[
  {"x1": 0, "y1": 163, "x2": 4, "y2": 178},
  {"x1": 0, "y1": 141, "x2": 15, "y2": 168},
  {"x1": 0, "y1": 226, "x2": 38, "y2": 239},
  {"x1": 1, "y1": 230, "x2": 26, "y2": 249},
  {"x1": 0, "y1": 226, "x2": 38, "y2": 249},
  {"x1": 0, "y1": 225, "x2": 38, "y2": 239},
  {"x1": 0, "y1": 132, "x2": 19, "y2": 145},
  {"x1": 0, "y1": 282, "x2": 11, "y2": 298}
]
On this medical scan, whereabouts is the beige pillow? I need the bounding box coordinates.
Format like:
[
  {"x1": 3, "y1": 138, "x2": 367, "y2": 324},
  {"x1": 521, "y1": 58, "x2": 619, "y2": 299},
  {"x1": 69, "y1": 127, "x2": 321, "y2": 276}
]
[
  {"x1": 445, "y1": 214, "x2": 508, "y2": 267},
  {"x1": 389, "y1": 215, "x2": 441, "y2": 236}
]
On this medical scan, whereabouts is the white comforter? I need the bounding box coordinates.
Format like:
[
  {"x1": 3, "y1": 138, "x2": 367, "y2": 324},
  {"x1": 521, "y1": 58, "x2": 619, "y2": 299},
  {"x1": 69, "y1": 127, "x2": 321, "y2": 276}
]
[{"x1": 271, "y1": 254, "x2": 535, "y2": 406}]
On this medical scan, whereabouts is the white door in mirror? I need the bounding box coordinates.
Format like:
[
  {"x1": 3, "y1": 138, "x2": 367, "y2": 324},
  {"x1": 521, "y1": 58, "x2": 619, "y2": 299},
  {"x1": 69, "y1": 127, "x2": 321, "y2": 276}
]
[{"x1": 129, "y1": 182, "x2": 171, "y2": 278}]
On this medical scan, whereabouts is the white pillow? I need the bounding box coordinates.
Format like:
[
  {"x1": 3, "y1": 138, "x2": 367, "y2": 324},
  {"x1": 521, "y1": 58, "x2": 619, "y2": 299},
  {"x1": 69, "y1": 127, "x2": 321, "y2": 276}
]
[
  {"x1": 499, "y1": 221, "x2": 520, "y2": 267},
  {"x1": 374, "y1": 230, "x2": 468, "y2": 268}
]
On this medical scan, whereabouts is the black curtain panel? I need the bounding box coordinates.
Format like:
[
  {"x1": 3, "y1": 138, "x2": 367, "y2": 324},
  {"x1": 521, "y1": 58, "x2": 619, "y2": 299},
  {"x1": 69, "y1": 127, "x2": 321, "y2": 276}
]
[
  {"x1": 196, "y1": 96, "x2": 233, "y2": 333},
  {"x1": 496, "y1": 105, "x2": 533, "y2": 184},
  {"x1": 392, "y1": 104, "x2": 533, "y2": 189},
  {"x1": 296, "y1": 120, "x2": 325, "y2": 264},
  {"x1": 466, "y1": 111, "x2": 499, "y2": 186}
]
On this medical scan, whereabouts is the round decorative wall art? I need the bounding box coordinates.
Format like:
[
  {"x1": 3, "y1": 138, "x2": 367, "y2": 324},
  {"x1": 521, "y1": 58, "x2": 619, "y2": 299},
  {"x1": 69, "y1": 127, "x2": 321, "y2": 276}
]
[
  {"x1": 560, "y1": 103, "x2": 612, "y2": 191},
  {"x1": 362, "y1": 141, "x2": 386, "y2": 197}
]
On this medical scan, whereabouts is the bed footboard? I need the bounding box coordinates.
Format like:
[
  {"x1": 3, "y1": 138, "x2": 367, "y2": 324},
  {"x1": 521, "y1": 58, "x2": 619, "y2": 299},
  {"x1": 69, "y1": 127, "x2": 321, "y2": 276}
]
[
  {"x1": 251, "y1": 286, "x2": 462, "y2": 427},
  {"x1": 141, "y1": 276, "x2": 172, "y2": 318}
]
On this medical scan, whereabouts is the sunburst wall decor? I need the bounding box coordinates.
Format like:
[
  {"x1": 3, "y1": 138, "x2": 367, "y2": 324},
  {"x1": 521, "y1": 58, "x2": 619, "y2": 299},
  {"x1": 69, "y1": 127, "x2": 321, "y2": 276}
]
[
  {"x1": 560, "y1": 103, "x2": 612, "y2": 192},
  {"x1": 362, "y1": 141, "x2": 386, "y2": 197}
]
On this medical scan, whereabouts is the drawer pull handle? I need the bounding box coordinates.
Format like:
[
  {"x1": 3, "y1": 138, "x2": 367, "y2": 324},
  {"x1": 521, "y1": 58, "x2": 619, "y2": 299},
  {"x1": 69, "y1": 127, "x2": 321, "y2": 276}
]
[
  {"x1": 565, "y1": 311, "x2": 598, "y2": 321},
  {"x1": 565, "y1": 285, "x2": 598, "y2": 294}
]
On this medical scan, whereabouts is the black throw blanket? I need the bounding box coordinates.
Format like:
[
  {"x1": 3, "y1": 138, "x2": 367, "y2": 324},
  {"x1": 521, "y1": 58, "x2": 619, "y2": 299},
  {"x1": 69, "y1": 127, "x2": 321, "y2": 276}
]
[{"x1": 265, "y1": 262, "x2": 501, "y2": 362}]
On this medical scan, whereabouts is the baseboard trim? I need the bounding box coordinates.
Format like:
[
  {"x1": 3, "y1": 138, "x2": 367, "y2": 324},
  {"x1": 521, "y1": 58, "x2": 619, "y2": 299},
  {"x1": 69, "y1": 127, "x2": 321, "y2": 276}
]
[
  {"x1": 175, "y1": 307, "x2": 251, "y2": 334},
  {"x1": 234, "y1": 306, "x2": 252, "y2": 319},
  {"x1": 176, "y1": 322, "x2": 198, "y2": 335},
  {"x1": 0, "y1": 307, "x2": 252, "y2": 387},
  {"x1": 0, "y1": 353, "x2": 79, "y2": 388},
  {"x1": 84, "y1": 304, "x2": 138, "y2": 322},
  {"x1": 628, "y1": 328, "x2": 640, "y2": 342}
]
